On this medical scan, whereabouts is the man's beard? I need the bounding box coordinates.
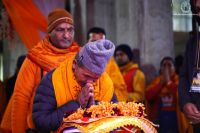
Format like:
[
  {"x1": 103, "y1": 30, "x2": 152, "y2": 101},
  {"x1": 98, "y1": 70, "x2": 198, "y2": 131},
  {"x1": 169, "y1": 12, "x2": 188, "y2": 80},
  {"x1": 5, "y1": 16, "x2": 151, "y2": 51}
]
[
  {"x1": 62, "y1": 39, "x2": 72, "y2": 47},
  {"x1": 64, "y1": 40, "x2": 71, "y2": 44},
  {"x1": 117, "y1": 60, "x2": 129, "y2": 67}
]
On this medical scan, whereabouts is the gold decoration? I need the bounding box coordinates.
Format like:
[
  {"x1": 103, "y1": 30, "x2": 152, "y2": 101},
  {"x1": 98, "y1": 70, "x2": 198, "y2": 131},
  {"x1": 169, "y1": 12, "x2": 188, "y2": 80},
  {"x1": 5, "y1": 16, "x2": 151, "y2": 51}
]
[
  {"x1": 58, "y1": 116, "x2": 158, "y2": 133},
  {"x1": 58, "y1": 102, "x2": 158, "y2": 133}
]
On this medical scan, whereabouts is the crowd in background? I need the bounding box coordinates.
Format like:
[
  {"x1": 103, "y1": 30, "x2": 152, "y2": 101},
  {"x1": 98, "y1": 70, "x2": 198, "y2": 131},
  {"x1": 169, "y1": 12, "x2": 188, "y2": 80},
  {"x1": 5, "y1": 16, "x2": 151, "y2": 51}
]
[{"x1": 0, "y1": 6, "x2": 197, "y2": 133}]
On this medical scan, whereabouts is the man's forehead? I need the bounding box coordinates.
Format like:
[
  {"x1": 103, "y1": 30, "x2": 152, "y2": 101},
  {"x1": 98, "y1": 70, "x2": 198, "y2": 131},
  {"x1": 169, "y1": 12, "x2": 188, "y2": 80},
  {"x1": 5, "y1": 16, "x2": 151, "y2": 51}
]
[
  {"x1": 116, "y1": 50, "x2": 126, "y2": 54},
  {"x1": 56, "y1": 23, "x2": 74, "y2": 28},
  {"x1": 81, "y1": 66, "x2": 100, "y2": 78},
  {"x1": 89, "y1": 33, "x2": 104, "y2": 37},
  {"x1": 89, "y1": 33, "x2": 104, "y2": 42},
  {"x1": 162, "y1": 60, "x2": 173, "y2": 65}
]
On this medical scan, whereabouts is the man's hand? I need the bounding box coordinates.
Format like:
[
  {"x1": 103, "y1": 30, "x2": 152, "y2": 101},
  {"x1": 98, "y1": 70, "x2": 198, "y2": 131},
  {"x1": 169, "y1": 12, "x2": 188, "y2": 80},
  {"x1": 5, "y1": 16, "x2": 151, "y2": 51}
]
[
  {"x1": 183, "y1": 102, "x2": 200, "y2": 124},
  {"x1": 77, "y1": 81, "x2": 95, "y2": 108}
]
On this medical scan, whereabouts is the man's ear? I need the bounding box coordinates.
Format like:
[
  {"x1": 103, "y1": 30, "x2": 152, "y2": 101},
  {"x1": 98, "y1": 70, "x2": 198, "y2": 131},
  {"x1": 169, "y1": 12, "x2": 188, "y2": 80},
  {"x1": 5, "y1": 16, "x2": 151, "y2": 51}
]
[
  {"x1": 102, "y1": 34, "x2": 105, "y2": 39},
  {"x1": 72, "y1": 60, "x2": 77, "y2": 69}
]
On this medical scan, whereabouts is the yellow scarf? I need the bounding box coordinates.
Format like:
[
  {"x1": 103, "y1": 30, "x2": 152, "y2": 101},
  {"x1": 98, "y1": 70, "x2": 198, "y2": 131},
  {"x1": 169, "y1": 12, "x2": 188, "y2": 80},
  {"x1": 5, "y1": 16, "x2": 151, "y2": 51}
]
[{"x1": 52, "y1": 56, "x2": 114, "y2": 107}]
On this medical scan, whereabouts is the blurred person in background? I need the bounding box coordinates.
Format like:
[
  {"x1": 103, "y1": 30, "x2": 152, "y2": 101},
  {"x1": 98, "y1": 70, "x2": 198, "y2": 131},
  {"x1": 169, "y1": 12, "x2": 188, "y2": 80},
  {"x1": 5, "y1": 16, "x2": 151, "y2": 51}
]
[
  {"x1": 114, "y1": 44, "x2": 145, "y2": 103},
  {"x1": 146, "y1": 57, "x2": 191, "y2": 133},
  {"x1": 146, "y1": 57, "x2": 178, "y2": 133},
  {"x1": 0, "y1": 55, "x2": 26, "y2": 127},
  {"x1": 4, "y1": 55, "x2": 26, "y2": 102}
]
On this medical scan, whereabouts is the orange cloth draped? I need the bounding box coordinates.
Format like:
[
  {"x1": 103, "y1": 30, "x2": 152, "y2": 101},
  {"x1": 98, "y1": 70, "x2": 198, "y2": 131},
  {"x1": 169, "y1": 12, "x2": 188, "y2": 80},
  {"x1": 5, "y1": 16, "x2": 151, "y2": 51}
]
[
  {"x1": 1, "y1": 37, "x2": 80, "y2": 133},
  {"x1": 3, "y1": 0, "x2": 47, "y2": 49},
  {"x1": 105, "y1": 58, "x2": 127, "y2": 101},
  {"x1": 27, "y1": 36, "x2": 80, "y2": 71},
  {"x1": 120, "y1": 62, "x2": 145, "y2": 102},
  {"x1": 52, "y1": 56, "x2": 114, "y2": 107},
  {"x1": 146, "y1": 75, "x2": 178, "y2": 120}
]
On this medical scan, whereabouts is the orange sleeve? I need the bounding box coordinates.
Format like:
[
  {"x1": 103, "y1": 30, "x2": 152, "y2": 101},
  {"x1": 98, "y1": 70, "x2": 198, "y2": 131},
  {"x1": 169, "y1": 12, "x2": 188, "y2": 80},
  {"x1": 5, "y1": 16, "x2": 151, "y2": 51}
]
[
  {"x1": 12, "y1": 58, "x2": 40, "y2": 133},
  {"x1": 128, "y1": 70, "x2": 146, "y2": 102},
  {"x1": 0, "y1": 96, "x2": 12, "y2": 132},
  {"x1": 145, "y1": 77, "x2": 162, "y2": 101},
  {"x1": 105, "y1": 58, "x2": 127, "y2": 101}
]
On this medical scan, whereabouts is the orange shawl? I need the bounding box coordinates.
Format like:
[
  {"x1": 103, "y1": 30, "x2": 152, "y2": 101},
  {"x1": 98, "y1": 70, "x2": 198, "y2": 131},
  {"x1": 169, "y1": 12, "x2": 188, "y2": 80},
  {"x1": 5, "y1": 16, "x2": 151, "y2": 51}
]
[
  {"x1": 27, "y1": 36, "x2": 80, "y2": 71},
  {"x1": 1, "y1": 37, "x2": 80, "y2": 133},
  {"x1": 105, "y1": 58, "x2": 127, "y2": 101},
  {"x1": 52, "y1": 56, "x2": 114, "y2": 107}
]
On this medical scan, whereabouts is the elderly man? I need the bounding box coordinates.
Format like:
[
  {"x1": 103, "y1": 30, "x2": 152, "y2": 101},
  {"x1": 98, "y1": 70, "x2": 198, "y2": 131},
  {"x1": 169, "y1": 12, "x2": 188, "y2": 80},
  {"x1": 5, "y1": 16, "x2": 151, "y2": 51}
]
[
  {"x1": 87, "y1": 27, "x2": 127, "y2": 101},
  {"x1": 0, "y1": 8, "x2": 80, "y2": 133},
  {"x1": 32, "y1": 39, "x2": 116, "y2": 132}
]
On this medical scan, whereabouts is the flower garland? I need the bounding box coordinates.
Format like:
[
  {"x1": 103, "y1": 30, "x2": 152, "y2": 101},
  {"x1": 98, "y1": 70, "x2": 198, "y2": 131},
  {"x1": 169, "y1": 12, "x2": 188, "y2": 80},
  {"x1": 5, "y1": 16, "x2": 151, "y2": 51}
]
[{"x1": 64, "y1": 102, "x2": 146, "y2": 122}]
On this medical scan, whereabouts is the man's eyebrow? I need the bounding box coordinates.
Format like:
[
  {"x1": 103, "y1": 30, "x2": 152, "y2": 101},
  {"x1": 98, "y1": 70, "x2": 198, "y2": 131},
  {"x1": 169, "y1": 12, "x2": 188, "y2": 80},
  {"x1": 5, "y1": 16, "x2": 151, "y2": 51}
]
[{"x1": 55, "y1": 27, "x2": 64, "y2": 29}]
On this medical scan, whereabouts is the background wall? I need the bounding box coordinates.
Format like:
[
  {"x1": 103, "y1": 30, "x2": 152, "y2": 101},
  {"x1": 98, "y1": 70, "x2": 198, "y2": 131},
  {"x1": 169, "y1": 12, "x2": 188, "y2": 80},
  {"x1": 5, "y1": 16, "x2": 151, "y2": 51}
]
[{"x1": 0, "y1": 0, "x2": 188, "y2": 80}]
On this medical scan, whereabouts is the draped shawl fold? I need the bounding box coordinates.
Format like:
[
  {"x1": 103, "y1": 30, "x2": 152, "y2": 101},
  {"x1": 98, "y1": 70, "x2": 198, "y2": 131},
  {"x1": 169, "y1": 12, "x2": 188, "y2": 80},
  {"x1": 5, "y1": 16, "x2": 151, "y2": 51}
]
[
  {"x1": 52, "y1": 56, "x2": 114, "y2": 107},
  {"x1": 28, "y1": 36, "x2": 80, "y2": 71}
]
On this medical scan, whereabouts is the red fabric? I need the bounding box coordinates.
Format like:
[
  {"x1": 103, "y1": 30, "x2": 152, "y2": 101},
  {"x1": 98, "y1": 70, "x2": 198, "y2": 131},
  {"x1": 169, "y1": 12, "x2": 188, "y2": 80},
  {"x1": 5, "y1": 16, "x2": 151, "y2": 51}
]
[
  {"x1": 145, "y1": 74, "x2": 178, "y2": 121},
  {"x1": 123, "y1": 68, "x2": 137, "y2": 92}
]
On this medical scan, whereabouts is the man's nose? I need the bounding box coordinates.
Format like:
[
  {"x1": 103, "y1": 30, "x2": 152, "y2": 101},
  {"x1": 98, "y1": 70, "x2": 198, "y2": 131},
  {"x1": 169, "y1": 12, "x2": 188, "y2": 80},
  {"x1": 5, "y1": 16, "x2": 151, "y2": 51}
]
[
  {"x1": 86, "y1": 80, "x2": 93, "y2": 83},
  {"x1": 64, "y1": 32, "x2": 71, "y2": 38}
]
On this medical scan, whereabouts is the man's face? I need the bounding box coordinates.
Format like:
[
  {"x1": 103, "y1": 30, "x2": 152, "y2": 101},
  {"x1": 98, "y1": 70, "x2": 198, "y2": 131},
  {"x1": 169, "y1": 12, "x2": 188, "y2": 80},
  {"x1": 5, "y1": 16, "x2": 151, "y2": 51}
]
[
  {"x1": 73, "y1": 61, "x2": 100, "y2": 87},
  {"x1": 49, "y1": 22, "x2": 74, "y2": 49},
  {"x1": 88, "y1": 33, "x2": 105, "y2": 42},
  {"x1": 115, "y1": 50, "x2": 130, "y2": 67}
]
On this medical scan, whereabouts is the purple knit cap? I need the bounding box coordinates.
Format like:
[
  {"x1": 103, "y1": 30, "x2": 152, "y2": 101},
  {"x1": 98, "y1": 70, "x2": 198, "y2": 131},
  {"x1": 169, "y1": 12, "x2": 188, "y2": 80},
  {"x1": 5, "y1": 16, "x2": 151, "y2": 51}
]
[{"x1": 78, "y1": 39, "x2": 115, "y2": 75}]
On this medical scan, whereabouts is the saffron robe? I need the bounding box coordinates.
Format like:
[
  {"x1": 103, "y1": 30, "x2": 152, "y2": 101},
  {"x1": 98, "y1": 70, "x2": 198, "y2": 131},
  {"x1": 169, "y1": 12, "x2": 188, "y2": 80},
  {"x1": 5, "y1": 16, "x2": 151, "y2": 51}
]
[
  {"x1": 1, "y1": 36, "x2": 80, "y2": 133},
  {"x1": 120, "y1": 62, "x2": 145, "y2": 102},
  {"x1": 105, "y1": 58, "x2": 127, "y2": 101},
  {"x1": 52, "y1": 56, "x2": 114, "y2": 107},
  {"x1": 31, "y1": 56, "x2": 114, "y2": 132}
]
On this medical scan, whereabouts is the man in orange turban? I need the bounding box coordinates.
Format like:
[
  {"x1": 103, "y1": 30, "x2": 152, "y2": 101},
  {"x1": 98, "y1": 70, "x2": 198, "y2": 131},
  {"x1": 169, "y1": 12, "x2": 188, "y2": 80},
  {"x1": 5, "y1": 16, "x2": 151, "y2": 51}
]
[{"x1": 0, "y1": 8, "x2": 80, "y2": 133}]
